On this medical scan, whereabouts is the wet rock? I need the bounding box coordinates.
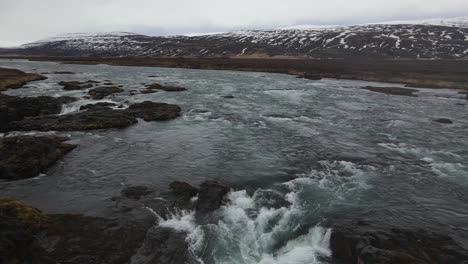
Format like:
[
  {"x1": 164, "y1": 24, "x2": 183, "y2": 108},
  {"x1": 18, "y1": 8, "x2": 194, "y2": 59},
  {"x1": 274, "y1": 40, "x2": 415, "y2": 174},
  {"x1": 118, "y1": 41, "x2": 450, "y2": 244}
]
[
  {"x1": 362, "y1": 86, "x2": 418, "y2": 96},
  {"x1": 222, "y1": 95, "x2": 235, "y2": 99},
  {"x1": 58, "y1": 81, "x2": 93, "y2": 90},
  {"x1": 10, "y1": 101, "x2": 181, "y2": 132},
  {"x1": 0, "y1": 67, "x2": 47, "y2": 91},
  {"x1": 303, "y1": 72, "x2": 323, "y2": 80},
  {"x1": 434, "y1": 118, "x2": 453, "y2": 124},
  {"x1": 127, "y1": 101, "x2": 182, "y2": 121},
  {"x1": 121, "y1": 186, "x2": 154, "y2": 200},
  {"x1": 88, "y1": 86, "x2": 124, "y2": 99},
  {"x1": 86, "y1": 80, "x2": 100, "y2": 84},
  {"x1": 0, "y1": 199, "x2": 52, "y2": 263},
  {"x1": 103, "y1": 82, "x2": 114, "y2": 85},
  {"x1": 196, "y1": 181, "x2": 229, "y2": 214},
  {"x1": 79, "y1": 102, "x2": 117, "y2": 111},
  {"x1": 10, "y1": 109, "x2": 137, "y2": 131},
  {"x1": 170, "y1": 181, "x2": 199, "y2": 198},
  {"x1": 0, "y1": 94, "x2": 76, "y2": 132},
  {"x1": 0, "y1": 136, "x2": 77, "y2": 181},
  {"x1": 330, "y1": 222, "x2": 468, "y2": 264},
  {"x1": 146, "y1": 83, "x2": 187, "y2": 92},
  {"x1": 131, "y1": 226, "x2": 196, "y2": 264}
]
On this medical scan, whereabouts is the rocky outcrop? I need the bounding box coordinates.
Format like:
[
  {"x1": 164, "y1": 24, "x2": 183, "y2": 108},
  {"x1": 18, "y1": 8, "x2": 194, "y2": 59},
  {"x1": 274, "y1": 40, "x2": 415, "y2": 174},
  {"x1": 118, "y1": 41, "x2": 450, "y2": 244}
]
[
  {"x1": 9, "y1": 101, "x2": 181, "y2": 131},
  {"x1": 0, "y1": 67, "x2": 47, "y2": 91},
  {"x1": 0, "y1": 199, "x2": 153, "y2": 264},
  {"x1": 88, "y1": 86, "x2": 124, "y2": 99},
  {"x1": 330, "y1": 221, "x2": 468, "y2": 264},
  {"x1": 0, "y1": 199, "x2": 52, "y2": 263},
  {"x1": 362, "y1": 86, "x2": 418, "y2": 96},
  {"x1": 58, "y1": 81, "x2": 93, "y2": 90},
  {"x1": 0, "y1": 94, "x2": 76, "y2": 132},
  {"x1": 196, "y1": 181, "x2": 229, "y2": 214},
  {"x1": 0, "y1": 136, "x2": 77, "y2": 181},
  {"x1": 169, "y1": 181, "x2": 199, "y2": 198}
]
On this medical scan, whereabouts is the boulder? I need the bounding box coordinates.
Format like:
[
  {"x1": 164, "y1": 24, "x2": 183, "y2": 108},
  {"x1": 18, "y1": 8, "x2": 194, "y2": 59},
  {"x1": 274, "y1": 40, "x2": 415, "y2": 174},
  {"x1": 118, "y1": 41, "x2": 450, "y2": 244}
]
[
  {"x1": 169, "y1": 181, "x2": 199, "y2": 198},
  {"x1": 0, "y1": 136, "x2": 77, "y2": 181},
  {"x1": 196, "y1": 181, "x2": 229, "y2": 214},
  {"x1": 58, "y1": 81, "x2": 93, "y2": 90},
  {"x1": 127, "y1": 101, "x2": 182, "y2": 121},
  {"x1": 88, "y1": 86, "x2": 124, "y2": 99}
]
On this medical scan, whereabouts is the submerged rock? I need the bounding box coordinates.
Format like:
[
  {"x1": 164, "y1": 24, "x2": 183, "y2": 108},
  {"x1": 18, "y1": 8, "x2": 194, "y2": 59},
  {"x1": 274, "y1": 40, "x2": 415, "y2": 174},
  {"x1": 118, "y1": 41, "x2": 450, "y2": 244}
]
[
  {"x1": 58, "y1": 81, "x2": 93, "y2": 90},
  {"x1": 362, "y1": 86, "x2": 418, "y2": 96},
  {"x1": 222, "y1": 95, "x2": 235, "y2": 99},
  {"x1": 88, "y1": 86, "x2": 124, "y2": 99},
  {"x1": 0, "y1": 136, "x2": 77, "y2": 181},
  {"x1": 0, "y1": 67, "x2": 47, "y2": 91},
  {"x1": 121, "y1": 186, "x2": 154, "y2": 200},
  {"x1": 146, "y1": 83, "x2": 187, "y2": 92},
  {"x1": 434, "y1": 118, "x2": 453, "y2": 124},
  {"x1": 330, "y1": 221, "x2": 468, "y2": 264}
]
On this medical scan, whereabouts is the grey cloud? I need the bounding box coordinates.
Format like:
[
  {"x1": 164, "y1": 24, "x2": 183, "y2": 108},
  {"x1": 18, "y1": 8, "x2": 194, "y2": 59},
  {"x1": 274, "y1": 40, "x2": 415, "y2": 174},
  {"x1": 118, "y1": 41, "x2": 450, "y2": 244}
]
[{"x1": 0, "y1": 0, "x2": 467, "y2": 46}]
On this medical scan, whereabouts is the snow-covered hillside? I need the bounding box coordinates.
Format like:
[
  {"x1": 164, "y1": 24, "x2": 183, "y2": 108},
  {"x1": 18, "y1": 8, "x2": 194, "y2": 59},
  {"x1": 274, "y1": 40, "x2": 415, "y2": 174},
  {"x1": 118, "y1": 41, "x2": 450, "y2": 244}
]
[{"x1": 3, "y1": 18, "x2": 468, "y2": 59}]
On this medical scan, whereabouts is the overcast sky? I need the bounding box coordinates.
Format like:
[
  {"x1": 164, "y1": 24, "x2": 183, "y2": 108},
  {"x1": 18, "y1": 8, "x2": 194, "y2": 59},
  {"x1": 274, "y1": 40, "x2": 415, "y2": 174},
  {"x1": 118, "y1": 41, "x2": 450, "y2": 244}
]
[{"x1": 1, "y1": 0, "x2": 468, "y2": 46}]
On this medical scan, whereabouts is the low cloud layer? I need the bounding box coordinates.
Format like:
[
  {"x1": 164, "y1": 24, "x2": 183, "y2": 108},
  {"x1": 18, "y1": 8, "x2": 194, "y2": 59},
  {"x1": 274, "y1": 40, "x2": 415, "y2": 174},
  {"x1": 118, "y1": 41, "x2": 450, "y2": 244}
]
[{"x1": 1, "y1": 0, "x2": 468, "y2": 46}]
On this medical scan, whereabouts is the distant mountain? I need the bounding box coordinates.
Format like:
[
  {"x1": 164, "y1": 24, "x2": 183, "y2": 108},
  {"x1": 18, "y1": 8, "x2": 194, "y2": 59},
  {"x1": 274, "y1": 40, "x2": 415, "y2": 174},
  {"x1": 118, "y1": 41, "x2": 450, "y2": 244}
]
[{"x1": 2, "y1": 19, "x2": 468, "y2": 59}]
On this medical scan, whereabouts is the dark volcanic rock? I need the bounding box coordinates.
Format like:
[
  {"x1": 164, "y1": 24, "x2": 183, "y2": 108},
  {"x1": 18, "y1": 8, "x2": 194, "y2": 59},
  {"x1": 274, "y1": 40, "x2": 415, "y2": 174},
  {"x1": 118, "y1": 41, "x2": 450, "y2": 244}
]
[
  {"x1": 222, "y1": 95, "x2": 235, "y2": 99},
  {"x1": 0, "y1": 67, "x2": 47, "y2": 91},
  {"x1": 0, "y1": 94, "x2": 76, "y2": 132},
  {"x1": 0, "y1": 199, "x2": 157, "y2": 264},
  {"x1": 10, "y1": 101, "x2": 181, "y2": 132},
  {"x1": 0, "y1": 136, "x2": 77, "y2": 181},
  {"x1": 86, "y1": 80, "x2": 100, "y2": 84},
  {"x1": 9, "y1": 109, "x2": 137, "y2": 131},
  {"x1": 103, "y1": 82, "x2": 114, "y2": 85},
  {"x1": 169, "y1": 181, "x2": 199, "y2": 198},
  {"x1": 362, "y1": 86, "x2": 418, "y2": 96},
  {"x1": 330, "y1": 222, "x2": 468, "y2": 264},
  {"x1": 0, "y1": 199, "x2": 52, "y2": 264},
  {"x1": 127, "y1": 101, "x2": 182, "y2": 121},
  {"x1": 131, "y1": 226, "x2": 196, "y2": 264},
  {"x1": 79, "y1": 102, "x2": 117, "y2": 111},
  {"x1": 88, "y1": 86, "x2": 124, "y2": 99},
  {"x1": 434, "y1": 118, "x2": 453, "y2": 124},
  {"x1": 196, "y1": 181, "x2": 229, "y2": 214},
  {"x1": 121, "y1": 186, "x2": 154, "y2": 200},
  {"x1": 147, "y1": 83, "x2": 187, "y2": 92},
  {"x1": 58, "y1": 81, "x2": 93, "y2": 90}
]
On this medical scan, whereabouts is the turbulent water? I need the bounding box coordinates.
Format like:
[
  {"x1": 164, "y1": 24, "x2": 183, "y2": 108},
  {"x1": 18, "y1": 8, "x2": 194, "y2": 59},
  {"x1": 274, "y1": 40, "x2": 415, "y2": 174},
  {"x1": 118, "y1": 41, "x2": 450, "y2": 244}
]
[{"x1": 1, "y1": 59, "x2": 468, "y2": 263}]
